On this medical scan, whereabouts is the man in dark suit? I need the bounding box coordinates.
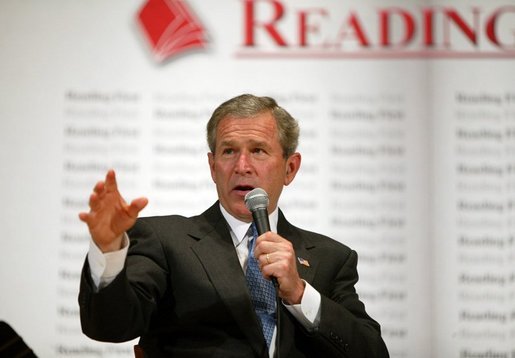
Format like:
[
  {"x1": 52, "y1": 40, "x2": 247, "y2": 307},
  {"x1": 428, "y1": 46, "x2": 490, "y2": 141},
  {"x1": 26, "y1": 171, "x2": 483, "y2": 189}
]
[{"x1": 79, "y1": 94, "x2": 389, "y2": 357}]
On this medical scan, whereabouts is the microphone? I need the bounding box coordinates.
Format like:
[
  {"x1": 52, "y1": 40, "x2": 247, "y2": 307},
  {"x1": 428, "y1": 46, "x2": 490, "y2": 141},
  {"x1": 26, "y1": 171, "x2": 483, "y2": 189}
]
[
  {"x1": 244, "y1": 188, "x2": 278, "y2": 288},
  {"x1": 244, "y1": 188, "x2": 270, "y2": 235}
]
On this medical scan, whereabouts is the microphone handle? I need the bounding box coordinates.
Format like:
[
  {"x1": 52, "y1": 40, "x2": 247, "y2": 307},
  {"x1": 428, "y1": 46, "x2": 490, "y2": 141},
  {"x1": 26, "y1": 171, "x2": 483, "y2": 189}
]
[
  {"x1": 251, "y1": 208, "x2": 279, "y2": 289},
  {"x1": 252, "y1": 208, "x2": 270, "y2": 235}
]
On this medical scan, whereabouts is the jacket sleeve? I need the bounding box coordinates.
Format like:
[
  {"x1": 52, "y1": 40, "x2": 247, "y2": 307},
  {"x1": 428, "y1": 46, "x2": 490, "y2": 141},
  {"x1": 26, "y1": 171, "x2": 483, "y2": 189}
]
[
  {"x1": 78, "y1": 220, "x2": 169, "y2": 342},
  {"x1": 302, "y1": 249, "x2": 390, "y2": 358}
]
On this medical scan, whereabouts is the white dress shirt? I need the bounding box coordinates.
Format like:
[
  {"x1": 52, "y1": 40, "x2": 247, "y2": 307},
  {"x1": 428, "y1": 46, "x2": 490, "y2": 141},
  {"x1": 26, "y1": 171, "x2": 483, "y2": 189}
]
[{"x1": 87, "y1": 205, "x2": 321, "y2": 355}]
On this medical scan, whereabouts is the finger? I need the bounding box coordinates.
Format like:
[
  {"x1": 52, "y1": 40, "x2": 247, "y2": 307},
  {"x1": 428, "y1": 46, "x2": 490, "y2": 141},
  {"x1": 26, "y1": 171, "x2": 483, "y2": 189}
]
[
  {"x1": 260, "y1": 260, "x2": 285, "y2": 281},
  {"x1": 78, "y1": 212, "x2": 89, "y2": 223},
  {"x1": 257, "y1": 252, "x2": 273, "y2": 270},
  {"x1": 257, "y1": 232, "x2": 282, "y2": 243},
  {"x1": 93, "y1": 181, "x2": 105, "y2": 195},
  {"x1": 262, "y1": 253, "x2": 297, "y2": 275},
  {"x1": 258, "y1": 251, "x2": 286, "y2": 268},
  {"x1": 263, "y1": 252, "x2": 280, "y2": 265},
  {"x1": 255, "y1": 234, "x2": 287, "y2": 254},
  {"x1": 89, "y1": 192, "x2": 102, "y2": 211},
  {"x1": 104, "y1": 169, "x2": 118, "y2": 193},
  {"x1": 127, "y1": 197, "x2": 149, "y2": 218},
  {"x1": 254, "y1": 240, "x2": 290, "y2": 258}
]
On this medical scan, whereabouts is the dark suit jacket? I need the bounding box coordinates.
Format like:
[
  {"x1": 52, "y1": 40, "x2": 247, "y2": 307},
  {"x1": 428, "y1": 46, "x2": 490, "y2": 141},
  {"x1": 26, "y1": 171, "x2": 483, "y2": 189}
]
[{"x1": 79, "y1": 202, "x2": 389, "y2": 357}]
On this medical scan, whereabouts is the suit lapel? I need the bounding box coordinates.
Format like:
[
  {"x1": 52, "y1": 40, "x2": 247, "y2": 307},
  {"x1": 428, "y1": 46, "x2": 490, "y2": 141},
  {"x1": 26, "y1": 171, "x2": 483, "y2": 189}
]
[
  {"x1": 189, "y1": 203, "x2": 268, "y2": 356},
  {"x1": 277, "y1": 210, "x2": 318, "y2": 285},
  {"x1": 188, "y1": 204, "x2": 318, "y2": 356}
]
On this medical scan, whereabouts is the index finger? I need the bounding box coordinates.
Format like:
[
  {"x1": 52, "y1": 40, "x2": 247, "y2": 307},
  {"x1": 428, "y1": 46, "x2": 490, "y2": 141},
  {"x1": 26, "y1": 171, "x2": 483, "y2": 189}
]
[
  {"x1": 257, "y1": 231, "x2": 283, "y2": 243},
  {"x1": 104, "y1": 169, "x2": 118, "y2": 193},
  {"x1": 255, "y1": 232, "x2": 289, "y2": 256}
]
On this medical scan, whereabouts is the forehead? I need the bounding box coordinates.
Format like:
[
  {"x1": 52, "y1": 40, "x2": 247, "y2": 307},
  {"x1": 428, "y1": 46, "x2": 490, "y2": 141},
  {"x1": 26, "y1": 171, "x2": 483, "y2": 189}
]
[{"x1": 216, "y1": 112, "x2": 279, "y2": 145}]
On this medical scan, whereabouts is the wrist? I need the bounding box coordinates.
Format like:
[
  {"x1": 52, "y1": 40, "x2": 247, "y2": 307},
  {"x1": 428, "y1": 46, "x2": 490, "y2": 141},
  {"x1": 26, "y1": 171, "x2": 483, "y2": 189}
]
[
  {"x1": 96, "y1": 235, "x2": 124, "y2": 253},
  {"x1": 284, "y1": 279, "x2": 306, "y2": 305}
]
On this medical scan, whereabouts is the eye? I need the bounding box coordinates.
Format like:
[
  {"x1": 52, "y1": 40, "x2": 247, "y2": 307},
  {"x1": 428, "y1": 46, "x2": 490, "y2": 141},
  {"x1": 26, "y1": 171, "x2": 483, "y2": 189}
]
[
  {"x1": 222, "y1": 148, "x2": 234, "y2": 155},
  {"x1": 252, "y1": 147, "x2": 265, "y2": 154}
]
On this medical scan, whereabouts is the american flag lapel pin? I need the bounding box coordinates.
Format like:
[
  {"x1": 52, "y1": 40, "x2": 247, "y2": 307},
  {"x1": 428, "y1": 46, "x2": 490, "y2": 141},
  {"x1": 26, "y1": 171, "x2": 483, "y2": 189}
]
[{"x1": 297, "y1": 257, "x2": 310, "y2": 267}]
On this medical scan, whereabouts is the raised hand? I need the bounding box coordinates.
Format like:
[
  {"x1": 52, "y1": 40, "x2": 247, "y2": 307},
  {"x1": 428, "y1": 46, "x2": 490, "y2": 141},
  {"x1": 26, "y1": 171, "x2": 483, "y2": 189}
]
[{"x1": 78, "y1": 169, "x2": 148, "y2": 253}]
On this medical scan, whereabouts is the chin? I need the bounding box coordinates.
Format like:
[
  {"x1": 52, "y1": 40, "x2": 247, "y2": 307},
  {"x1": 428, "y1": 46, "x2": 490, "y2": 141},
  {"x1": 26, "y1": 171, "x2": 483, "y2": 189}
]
[
  {"x1": 236, "y1": 211, "x2": 253, "y2": 222},
  {"x1": 221, "y1": 202, "x2": 250, "y2": 221},
  {"x1": 233, "y1": 208, "x2": 253, "y2": 222}
]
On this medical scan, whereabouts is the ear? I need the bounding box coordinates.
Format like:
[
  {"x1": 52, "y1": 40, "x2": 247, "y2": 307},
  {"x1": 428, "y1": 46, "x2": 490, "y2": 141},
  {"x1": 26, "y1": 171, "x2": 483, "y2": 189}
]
[
  {"x1": 207, "y1": 152, "x2": 216, "y2": 183},
  {"x1": 284, "y1": 152, "x2": 301, "y2": 186}
]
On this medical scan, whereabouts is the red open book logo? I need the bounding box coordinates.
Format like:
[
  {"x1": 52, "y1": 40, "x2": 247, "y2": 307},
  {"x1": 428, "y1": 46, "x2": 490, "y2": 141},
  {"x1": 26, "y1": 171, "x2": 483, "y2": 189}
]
[{"x1": 137, "y1": 0, "x2": 208, "y2": 62}]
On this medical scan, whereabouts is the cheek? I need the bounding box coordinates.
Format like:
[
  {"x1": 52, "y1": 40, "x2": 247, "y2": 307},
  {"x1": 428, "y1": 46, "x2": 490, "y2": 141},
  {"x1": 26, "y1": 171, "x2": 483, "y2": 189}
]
[
  {"x1": 213, "y1": 162, "x2": 232, "y2": 181},
  {"x1": 265, "y1": 166, "x2": 287, "y2": 187},
  {"x1": 209, "y1": 163, "x2": 218, "y2": 183}
]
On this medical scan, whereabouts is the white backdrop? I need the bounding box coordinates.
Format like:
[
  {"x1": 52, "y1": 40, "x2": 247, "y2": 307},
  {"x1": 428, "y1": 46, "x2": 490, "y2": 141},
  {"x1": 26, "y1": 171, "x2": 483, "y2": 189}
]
[{"x1": 0, "y1": 0, "x2": 514, "y2": 357}]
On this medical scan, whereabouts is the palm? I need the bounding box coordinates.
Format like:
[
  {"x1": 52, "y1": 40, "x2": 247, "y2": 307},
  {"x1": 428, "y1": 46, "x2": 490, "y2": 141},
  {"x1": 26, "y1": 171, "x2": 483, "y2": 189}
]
[{"x1": 79, "y1": 170, "x2": 148, "y2": 252}]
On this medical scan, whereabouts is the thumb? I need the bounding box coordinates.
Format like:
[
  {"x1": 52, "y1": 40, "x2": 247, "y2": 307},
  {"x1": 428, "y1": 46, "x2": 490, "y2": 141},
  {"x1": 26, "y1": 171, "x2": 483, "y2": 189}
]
[{"x1": 127, "y1": 197, "x2": 149, "y2": 218}]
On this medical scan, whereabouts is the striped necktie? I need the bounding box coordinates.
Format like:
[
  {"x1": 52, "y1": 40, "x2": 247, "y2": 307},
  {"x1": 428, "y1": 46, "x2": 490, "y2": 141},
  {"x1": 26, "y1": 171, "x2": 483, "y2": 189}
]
[{"x1": 245, "y1": 223, "x2": 276, "y2": 348}]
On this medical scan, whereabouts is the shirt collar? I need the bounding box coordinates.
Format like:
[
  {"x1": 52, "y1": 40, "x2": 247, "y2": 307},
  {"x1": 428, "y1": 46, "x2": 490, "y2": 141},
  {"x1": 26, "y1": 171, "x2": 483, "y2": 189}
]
[{"x1": 219, "y1": 203, "x2": 279, "y2": 244}]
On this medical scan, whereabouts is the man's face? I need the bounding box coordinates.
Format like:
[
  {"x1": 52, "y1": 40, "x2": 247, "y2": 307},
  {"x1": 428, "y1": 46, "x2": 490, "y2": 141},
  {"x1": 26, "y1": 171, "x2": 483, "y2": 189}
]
[{"x1": 208, "y1": 112, "x2": 301, "y2": 222}]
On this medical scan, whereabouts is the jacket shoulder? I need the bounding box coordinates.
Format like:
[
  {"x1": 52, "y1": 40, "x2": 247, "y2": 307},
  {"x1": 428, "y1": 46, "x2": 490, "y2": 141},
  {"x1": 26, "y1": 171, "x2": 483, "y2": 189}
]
[{"x1": 286, "y1": 221, "x2": 354, "y2": 257}]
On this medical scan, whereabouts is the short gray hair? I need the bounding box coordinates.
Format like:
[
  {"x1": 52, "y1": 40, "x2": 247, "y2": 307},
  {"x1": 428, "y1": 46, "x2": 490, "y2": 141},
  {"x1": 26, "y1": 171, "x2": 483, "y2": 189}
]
[{"x1": 206, "y1": 94, "x2": 299, "y2": 158}]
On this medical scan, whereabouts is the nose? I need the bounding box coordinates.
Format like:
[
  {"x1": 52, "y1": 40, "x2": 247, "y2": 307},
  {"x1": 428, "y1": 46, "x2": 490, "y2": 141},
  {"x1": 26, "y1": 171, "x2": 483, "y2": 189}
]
[{"x1": 234, "y1": 152, "x2": 252, "y2": 175}]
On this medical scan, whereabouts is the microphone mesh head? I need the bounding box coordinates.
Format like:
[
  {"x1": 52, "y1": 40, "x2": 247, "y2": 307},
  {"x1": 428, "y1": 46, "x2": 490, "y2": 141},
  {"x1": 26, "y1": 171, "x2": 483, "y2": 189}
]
[{"x1": 244, "y1": 188, "x2": 269, "y2": 212}]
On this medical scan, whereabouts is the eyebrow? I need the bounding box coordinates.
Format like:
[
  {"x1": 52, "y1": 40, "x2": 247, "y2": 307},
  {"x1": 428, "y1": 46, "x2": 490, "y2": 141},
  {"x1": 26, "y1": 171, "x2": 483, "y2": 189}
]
[{"x1": 218, "y1": 139, "x2": 270, "y2": 148}]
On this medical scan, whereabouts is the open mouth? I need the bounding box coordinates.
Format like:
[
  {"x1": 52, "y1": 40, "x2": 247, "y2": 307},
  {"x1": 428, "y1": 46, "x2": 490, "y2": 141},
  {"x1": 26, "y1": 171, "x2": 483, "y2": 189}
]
[{"x1": 233, "y1": 185, "x2": 255, "y2": 194}]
